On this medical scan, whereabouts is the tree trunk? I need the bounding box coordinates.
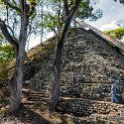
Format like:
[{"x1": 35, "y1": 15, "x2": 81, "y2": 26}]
[
  {"x1": 50, "y1": 15, "x2": 74, "y2": 109},
  {"x1": 50, "y1": 0, "x2": 81, "y2": 110},
  {"x1": 9, "y1": 49, "x2": 24, "y2": 111},
  {"x1": 10, "y1": 37, "x2": 27, "y2": 111},
  {"x1": 9, "y1": 8, "x2": 28, "y2": 111},
  {"x1": 50, "y1": 41, "x2": 63, "y2": 109},
  {"x1": 9, "y1": 39, "x2": 27, "y2": 111}
]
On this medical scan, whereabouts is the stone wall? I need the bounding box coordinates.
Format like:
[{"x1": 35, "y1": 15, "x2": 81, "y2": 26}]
[
  {"x1": 25, "y1": 28, "x2": 124, "y2": 101},
  {"x1": 61, "y1": 28, "x2": 124, "y2": 101},
  {"x1": 62, "y1": 29, "x2": 124, "y2": 81},
  {"x1": 61, "y1": 83, "x2": 124, "y2": 102},
  {"x1": 57, "y1": 98, "x2": 124, "y2": 116}
]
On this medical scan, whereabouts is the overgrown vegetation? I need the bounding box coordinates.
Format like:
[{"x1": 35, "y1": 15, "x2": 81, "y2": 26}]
[
  {"x1": 105, "y1": 27, "x2": 124, "y2": 39},
  {"x1": 0, "y1": 45, "x2": 15, "y2": 81}
]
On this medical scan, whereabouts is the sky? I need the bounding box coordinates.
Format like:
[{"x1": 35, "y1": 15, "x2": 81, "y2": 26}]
[
  {"x1": 86, "y1": 0, "x2": 124, "y2": 30},
  {"x1": 29, "y1": 0, "x2": 124, "y2": 49}
]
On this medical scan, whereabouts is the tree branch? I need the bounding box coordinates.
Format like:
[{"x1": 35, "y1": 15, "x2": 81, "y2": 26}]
[
  {"x1": 63, "y1": 0, "x2": 69, "y2": 16},
  {"x1": 65, "y1": 0, "x2": 81, "y2": 22},
  {"x1": 27, "y1": 23, "x2": 32, "y2": 39},
  {"x1": 58, "y1": 0, "x2": 81, "y2": 48},
  {"x1": 29, "y1": 0, "x2": 37, "y2": 16},
  {"x1": 0, "y1": 19, "x2": 19, "y2": 51},
  {"x1": 6, "y1": 24, "x2": 17, "y2": 41},
  {"x1": 12, "y1": 0, "x2": 17, "y2": 6},
  {"x1": 2, "y1": 0, "x2": 20, "y2": 12}
]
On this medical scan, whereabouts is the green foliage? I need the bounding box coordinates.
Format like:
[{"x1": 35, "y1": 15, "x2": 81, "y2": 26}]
[
  {"x1": 42, "y1": 13, "x2": 63, "y2": 32},
  {"x1": 39, "y1": 0, "x2": 102, "y2": 32},
  {"x1": 0, "y1": 33, "x2": 8, "y2": 46},
  {"x1": 76, "y1": 0, "x2": 102, "y2": 21},
  {"x1": 0, "y1": 0, "x2": 2, "y2": 4},
  {"x1": 0, "y1": 45, "x2": 16, "y2": 81},
  {"x1": 0, "y1": 45, "x2": 15, "y2": 60},
  {"x1": 0, "y1": 33, "x2": 5, "y2": 45},
  {"x1": 105, "y1": 27, "x2": 124, "y2": 39},
  {"x1": 29, "y1": 0, "x2": 37, "y2": 11}
]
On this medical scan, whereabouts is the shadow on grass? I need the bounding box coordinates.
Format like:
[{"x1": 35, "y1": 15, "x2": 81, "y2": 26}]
[{"x1": 1, "y1": 104, "x2": 53, "y2": 124}]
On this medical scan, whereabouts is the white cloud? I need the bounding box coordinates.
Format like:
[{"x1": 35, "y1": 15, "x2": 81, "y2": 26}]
[
  {"x1": 100, "y1": 21, "x2": 120, "y2": 31},
  {"x1": 86, "y1": 0, "x2": 124, "y2": 29}
]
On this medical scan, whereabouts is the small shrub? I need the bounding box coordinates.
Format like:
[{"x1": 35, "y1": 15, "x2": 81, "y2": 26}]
[
  {"x1": 0, "y1": 45, "x2": 16, "y2": 81},
  {"x1": 105, "y1": 27, "x2": 124, "y2": 40}
]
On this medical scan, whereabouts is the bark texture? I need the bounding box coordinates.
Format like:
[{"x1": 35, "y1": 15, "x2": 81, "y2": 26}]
[
  {"x1": 0, "y1": 0, "x2": 34, "y2": 111},
  {"x1": 9, "y1": 0, "x2": 29, "y2": 111},
  {"x1": 50, "y1": 0, "x2": 81, "y2": 109}
]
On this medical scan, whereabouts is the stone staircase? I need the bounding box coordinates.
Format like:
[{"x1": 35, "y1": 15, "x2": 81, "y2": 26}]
[
  {"x1": 22, "y1": 86, "x2": 50, "y2": 112},
  {"x1": 21, "y1": 80, "x2": 124, "y2": 124},
  {"x1": 22, "y1": 67, "x2": 124, "y2": 124}
]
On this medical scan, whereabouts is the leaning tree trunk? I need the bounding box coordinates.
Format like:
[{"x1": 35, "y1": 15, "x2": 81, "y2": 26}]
[
  {"x1": 50, "y1": 40, "x2": 63, "y2": 109},
  {"x1": 9, "y1": 12, "x2": 28, "y2": 111},
  {"x1": 50, "y1": 16, "x2": 74, "y2": 109},
  {"x1": 50, "y1": 0, "x2": 81, "y2": 110}
]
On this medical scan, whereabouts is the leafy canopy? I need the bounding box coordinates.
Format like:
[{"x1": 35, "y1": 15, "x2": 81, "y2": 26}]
[{"x1": 40, "y1": 0, "x2": 103, "y2": 32}]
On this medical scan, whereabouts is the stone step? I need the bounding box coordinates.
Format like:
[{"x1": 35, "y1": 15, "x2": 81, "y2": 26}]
[
  {"x1": 27, "y1": 97, "x2": 48, "y2": 102},
  {"x1": 29, "y1": 91, "x2": 48, "y2": 94},
  {"x1": 61, "y1": 83, "x2": 124, "y2": 92},
  {"x1": 57, "y1": 98, "x2": 124, "y2": 117},
  {"x1": 22, "y1": 101, "x2": 36, "y2": 105},
  {"x1": 61, "y1": 92, "x2": 122, "y2": 99},
  {"x1": 23, "y1": 102, "x2": 47, "y2": 106},
  {"x1": 61, "y1": 83, "x2": 124, "y2": 102},
  {"x1": 55, "y1": 113, "x2": 121, "y2": 124},
  {"x1": 23, "y1": 89, "x2": 49, "y2": 96},
  {"x1": 28, "y1": 94, "x2": 48, "y2": 97}
]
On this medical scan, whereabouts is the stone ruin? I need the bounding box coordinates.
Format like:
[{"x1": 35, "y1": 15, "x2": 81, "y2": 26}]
[{"x1": 23, "y1": 27, "x2": 124, "y2": 123}]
